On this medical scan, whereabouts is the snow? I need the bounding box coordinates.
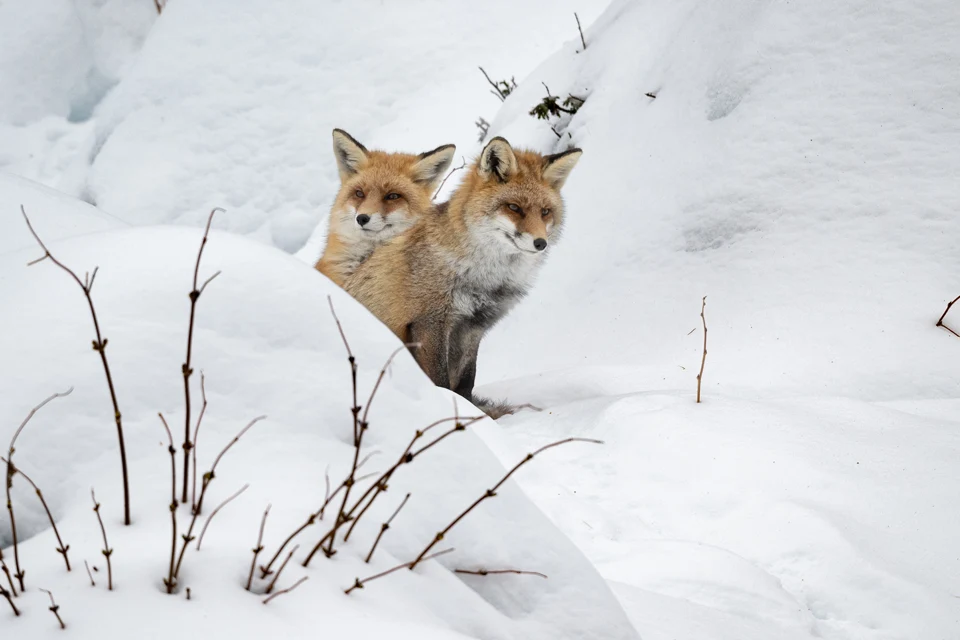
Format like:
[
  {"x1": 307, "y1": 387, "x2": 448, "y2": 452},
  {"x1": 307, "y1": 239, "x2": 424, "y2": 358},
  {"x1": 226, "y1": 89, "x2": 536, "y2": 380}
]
[{"x1": 3, "y1": 0, "x2": 960, "y2": 638}]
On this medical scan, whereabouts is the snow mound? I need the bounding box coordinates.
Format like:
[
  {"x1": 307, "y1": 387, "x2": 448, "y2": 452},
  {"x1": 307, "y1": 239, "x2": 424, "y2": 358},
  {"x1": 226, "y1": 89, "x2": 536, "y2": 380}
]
[{"x1": 0, "y1": 176, "x2": 638, "y2": 639}]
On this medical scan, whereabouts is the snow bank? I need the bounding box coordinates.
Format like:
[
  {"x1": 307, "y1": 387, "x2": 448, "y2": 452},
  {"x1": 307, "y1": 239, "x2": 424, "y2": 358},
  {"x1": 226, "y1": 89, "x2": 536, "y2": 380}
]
[{"x1": 0, "y1": 176, "x2": 638, "y2": 639}]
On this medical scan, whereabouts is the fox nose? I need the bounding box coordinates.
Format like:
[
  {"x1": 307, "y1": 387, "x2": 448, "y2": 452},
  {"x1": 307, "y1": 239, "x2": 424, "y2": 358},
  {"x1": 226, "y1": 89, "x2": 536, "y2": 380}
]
[
  {"x1": 356, "y1": 214, "x2": 371, "y2": 227},
  {"x1": 533, "y1": 238, "x2": 547, "y2": 251}
]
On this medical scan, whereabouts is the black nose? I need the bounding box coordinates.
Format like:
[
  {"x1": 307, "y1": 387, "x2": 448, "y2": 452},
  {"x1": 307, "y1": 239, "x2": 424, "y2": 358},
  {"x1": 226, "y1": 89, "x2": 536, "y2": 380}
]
[
  {"x1": 533, "y1": 238, "x2": 547, "y2": 251},
  {"x1": 356, "y1": 214, "x2": 371, "y2": 227}
]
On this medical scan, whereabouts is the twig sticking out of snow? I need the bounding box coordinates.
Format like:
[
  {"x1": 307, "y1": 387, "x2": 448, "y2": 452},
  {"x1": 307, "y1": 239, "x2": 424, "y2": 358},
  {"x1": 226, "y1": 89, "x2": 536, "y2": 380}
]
[
  {"x1": 246, "y1": 504, "x2": 271, "y2": 591},
  {"x1": 182, "y1": 209, "x2": 223, "y2": 509},
  {"x1": 696, "y1": 296, "x2": 708, "y2": 403},
  {"x1": 40, "y1": 588, "x2": 65, "y2": 629},
  {"x1": 84, "y1": 560, "x2": 95, "y2": 587},
  {"x1": 1, "y1": 456, "x2": 71, "y2": 572},
  {"x1": 158, "y1": 414, "x2": 179, "y2": 593},
  {"x1": 264, "y1": 545, "x2": 298, "y2": 594},
  {"x1": 6, "y1": 387, "x2": 74, "y2": 589},
  {"x1": 0, "y1": 547, "x2": 17, "y2": 597},
  {"x1": 408, "y1": 438, "x2": 603, "y2": 570},
  {"x1": 345, "y1": 548, "x2": 454, "y2": 595},
  {"x1": 433, "y1": 157, "x2": 467, "y2": 200},
  {"x1": 262, "y1": 576, "x2": 308, "y2": 605},
  {"x1": 0, "y1": 580, "x2": 18, "y2": 616},
  {"x1": 575, "y1": 13, "x2": 587, "y2": 51},
  {"x1": 191, "y1": 372, "x2": 209, "y2": 514},
  {"x1": 22, "y1": 205, "x2": 132, "y2": 526},
  {"x1": 455, "y1": 568, "x2": 548, "y2": 579},
  {"x1": 90, "y1": 489, "x2": 113, "y2": 591},
  {"x1": 936, "y1": 294, "x2": 960, "y2": 339},
  {"x1": 197, "y1": 483, "x2": 249, "y2": 550},
  {"x1": 365, "y1": 493, "x2": 411, "y2": 563},
  {"x1": 172, "y1": 415, "x2": 266, "y2": 588},
  {"x1": 479, "y1": 67, "x2": 516, "y2": 102}
]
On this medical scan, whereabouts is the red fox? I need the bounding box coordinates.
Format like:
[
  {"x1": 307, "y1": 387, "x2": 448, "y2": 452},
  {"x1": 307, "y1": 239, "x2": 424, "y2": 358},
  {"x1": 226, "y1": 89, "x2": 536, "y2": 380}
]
[
  {"x1": 315, "y1": 129, "x2": 456, "y2": 287},
  {"x1": 345, "y1": 136, "x2": 582, "y2": 415}
]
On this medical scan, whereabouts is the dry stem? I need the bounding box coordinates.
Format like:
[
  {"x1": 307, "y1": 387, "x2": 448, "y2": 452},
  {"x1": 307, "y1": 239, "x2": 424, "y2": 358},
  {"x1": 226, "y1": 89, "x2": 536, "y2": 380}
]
[
  {"x1": 433, "y1": 156, "x2": 467, "y2": 200},
  {"x1": 345, "y1": 548, "x2": 453, "y2": 595},
  {"x1": 84, "y1": 560, "x2": 95, "y2": 587},
  {"x1": 158, "y1": 414, "x2": 179, "y2": 593},
  {"x1": 365, "y1": 493, "x2": 410, "y2": 563},
  {"x1": 90, "y1": 489, "x2": 113, "y2": 590},
  {"x1": 409, "y1": 438, "x2": 602, "y2": 570},
  {"x1": 264, "y1": 544, "x2": 298, "y2": 594},
  {"x1": 479, "y1": 67, "x2": 507, "y2": 101},
  {"x1": 936, "y1": 294, "x2": 960, "y2": 338},
  {"x1": 455, "y1": 568, "x2": 547, "y2": 579},
  {"x1": 575, "y1": 12, "x2": 587, "y2": 51},
  {"x1": 0, "y1": 547, "x2": 16, "y2": 596},
  {"x1": 246, "y1": 504, "x2": 271, "y2": 591},
  {"x1": 191, "y1": 372, "x2": 209, "y2": 513},
  {"x1": 182, "y1": 209, "x2": 223, "y2": 506},
  {"x1": 0, "y1": 581, "x2": 18, "y2": 616},
  {"x1": 0, "y1": 457, "x2": 71, "y2": 571},
  {"x1": 696, "y1": 296, "x2": 707, "y2": 403},
  {"x1": 23, "y1": 205, "x2": 132, "y2": 525},
  {"x1": 196, "y1": 483, "x2": 249, "y2": 550},
  {"x1": 40, "y1": 588, "x2": 65, "y2": 629},
  {"x1": 262, "y1": 576, "x2": 308, "y2": 604}
]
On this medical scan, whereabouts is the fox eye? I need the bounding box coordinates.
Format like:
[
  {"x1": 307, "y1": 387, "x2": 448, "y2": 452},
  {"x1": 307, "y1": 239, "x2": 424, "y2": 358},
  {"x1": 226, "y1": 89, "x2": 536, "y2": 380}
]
[
  {"x1": 384, "y1": 193, "x2": 401, "y2": 201},
  {"x1": 507, "y1": 203, "x2": 523, "y2": 215},
  {"x1": 355, "y1": 189, "x2": 364, "y2": 199},
  {"x1": 541, "y1": 208, "x2": 551, "y2": 217}
]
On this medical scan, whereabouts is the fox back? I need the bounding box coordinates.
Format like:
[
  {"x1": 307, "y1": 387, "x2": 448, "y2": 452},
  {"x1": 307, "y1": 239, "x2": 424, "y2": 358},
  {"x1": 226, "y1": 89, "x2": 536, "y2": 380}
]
[{"x1": 315, "y1": 129, "x2": 455, "y2": 287}]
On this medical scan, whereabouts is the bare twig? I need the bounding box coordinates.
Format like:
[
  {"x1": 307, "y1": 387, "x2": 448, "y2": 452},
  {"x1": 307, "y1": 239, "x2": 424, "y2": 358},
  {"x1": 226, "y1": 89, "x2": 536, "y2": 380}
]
[
  {"x1": 246, "y1": 504, "x2": 271, "y2": 591},
  {"x1": 696, "y1": 296, "x2": 707, "y2": 403},
  {"x1": 0, "y1": 548, "x2": 16, "y2": 597},
  {"x1": 479, "y1": 67, "x2": 507, "y2": 101},
  {"x1": 40, "y1": 589, "x2": 65, "y2": 629},
  {"x1": 23, "y1": 205, "x2": 132, "y2": 525},
  {"x1": 191, "y1": 372, "x2": 208, "y2": 513},
  {"x1": 575, "y1": 12, "x2": 587, "y2": 51},
  {"x1": 262, "y1": 576, "x2": 308, "y2": 604},
  {"x1": 154, "y1": 0, "x2": 164, "y2": 15},
  {"x1": 646, "y1": 92, "x2": 658, "y2": 99},
  {"x1": 172, "y1": 416, "x2": 265, "y2": 585},
  {"x1": 409, "y1": 438, "x2": 602, "y2": 570},
  {"x1": 345, "y1": 548, "x2": 453, "y2": 594},
  {"x1": 196, "y1": 483, "x2": 249, "y2": 550},
  {"x1": 186, "y1": 588, "x2": 191, "y2": 600},
  {"x1": 433, "y1": 156, "x2": 467, "y2": 200},
  {"x1": 158, "y1": 414, "x2": 179, "y2": 593},
  {"x1": 0, "y1": 457, "x2": 70, "y2": 571},
  {"x1": 936, "y1": 294, "x2": 960, "y2": 338},
  {"x1": 90, "y1": 489, "x2": 113, "y2": 590},
  {"x1": 182, "y1": 209, "x2": 223, "y2": 507},
  {"x1": 0, "y1": 581, "x2": 18, "y2": 616},
  {"x1": 365, "y1": 493, "x2": 410, "y2": 563},
  {"x1": 6, "y1": 387, "x2": 73, "y2": 589},
  {"x1": 455, "y1": 568, "x2": 547, "y2": 579},
  {"x1": 264, "y1": 545, "x2": 298, "y2": 594},
  {"x1": 84, "y1": 560, "x2": 95, "y2": 587}
]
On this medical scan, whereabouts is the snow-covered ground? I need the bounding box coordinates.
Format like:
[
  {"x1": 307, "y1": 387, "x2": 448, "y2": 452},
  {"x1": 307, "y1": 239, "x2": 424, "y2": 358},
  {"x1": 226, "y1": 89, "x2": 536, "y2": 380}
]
[{"x1": 3, "y1": 0, "x2": 960, "y2": 638}]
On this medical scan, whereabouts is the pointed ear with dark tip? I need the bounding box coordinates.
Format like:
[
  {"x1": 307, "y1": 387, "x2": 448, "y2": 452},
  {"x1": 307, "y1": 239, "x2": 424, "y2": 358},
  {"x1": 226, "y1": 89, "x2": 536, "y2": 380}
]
[
  {"x1": 478, "y1": 136, "x2": 519, "y2": 183},
  {"x1": 332, "y1": 129, "x2": 370, "y2": 183},
  {"x1": 542, "y1": 148, "x2": 583, "y2": 190},
  {"x1": 412, "y1": 144, "x2": 457, "y2": 188}
]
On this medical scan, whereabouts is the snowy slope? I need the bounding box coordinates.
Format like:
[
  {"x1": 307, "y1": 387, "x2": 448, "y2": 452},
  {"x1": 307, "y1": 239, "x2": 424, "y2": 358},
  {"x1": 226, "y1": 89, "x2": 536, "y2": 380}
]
[{"x1": 0, "y1": 176, "x2": 638, "y2": 639}]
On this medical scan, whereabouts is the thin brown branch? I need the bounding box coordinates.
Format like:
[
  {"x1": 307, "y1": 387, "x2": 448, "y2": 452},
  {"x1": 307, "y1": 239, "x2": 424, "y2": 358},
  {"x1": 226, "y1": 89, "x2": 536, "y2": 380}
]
[
  {"x1": 191, "y1": 372, "x2": 208, "y2": 513},
  {"x1": 327, "y1": 297, "x2": 360, "y2": 445},
  {"x1": 479, "y1": 67, "x2": 507, "y2": 102},
  {"x1": 0, "y1": 547, "x2": 16, "y2": 597},
  {"x1": 262, "y1": 576, "x2": 308, "y2": 604},
  {"x1": 433, "y1": 156, "x2": 467, "y2": 200},
  {"x1": 365, "y1": 493, "x2": 411, "y2": 563},
  {"x1": 1, "y1": 457, "x2": 70, "y2": 571},
  {"x1": 22, "y1": 205, "x2": 131, "y2": 525},
  {"x1": 455, "y1": 568, "x2": 547, "y2": 579},
  {"x1": 409, "y1": 438, "x2": 602, "y2": 570},
  {"x1": 264, "y1": 545, "x2": 298, "y2": 594},
  {"x1": 575, "y1": 12, "x2": 587, "y2": 51},
  {"x1": 154, "y1": 0, "x2": 164, "y2": 14},
  {"x1": 6, "y1": 387, "x2": 73, "y2": 589},
  {"x1": 158, "y1": 414, "x2": 179, "y2": 593},
  {"x1": 40, "y1": 588, "x2": 65, "y2": 629},
  {"x1": 182, "y1": 208, "x2": 223, "y2": 506},
  {"x1": 345, "y1": 548, "x2": 453, "y2": 595},
  {"x1": 696, "y1": 296, "x2": 707, "y2": 403},
  {"x1": 246, "y1": 504, "x2": 271, "y2": 591},
  {"x1": 196, "y1": 483, "x2": 249, "y2": 550},
  {"x1": 0, "y1": 582, "x2": 18, "y2": 616},
  {"x1": 936, "y1": 294, "x2": 960, "y2": 338},
  {"x1": 90, "y1": 489, "x2": 113, "y2": 590},
  {"x1": 84, "y1": 560, "x2": 95, "y2": 587}
]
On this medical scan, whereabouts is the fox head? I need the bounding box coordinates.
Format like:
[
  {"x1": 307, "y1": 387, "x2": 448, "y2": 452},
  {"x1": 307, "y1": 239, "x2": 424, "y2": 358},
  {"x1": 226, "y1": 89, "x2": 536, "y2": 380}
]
[
  {"x1": 458, "y1": 137, "x2": 582, "y2": 256},
  {"x1": 330, "y1": 129, "x2": 456, "y2": 242}
]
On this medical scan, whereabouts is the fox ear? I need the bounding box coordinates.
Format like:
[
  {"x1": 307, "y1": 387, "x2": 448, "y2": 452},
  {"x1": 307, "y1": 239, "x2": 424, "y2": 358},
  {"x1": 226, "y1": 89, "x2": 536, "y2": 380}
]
[
  {"x1": 412, "y1": 144, "x2": 457, "y2": 188},
  {"x1": 542, "y1": 148, "x2": 583, "y2": 190},
  {"x1": 478, "y1": 137, "x2": 518, "y2": 183},
  {"x1": 332, "y1": 129, "x2": 369, "y2": 182}
]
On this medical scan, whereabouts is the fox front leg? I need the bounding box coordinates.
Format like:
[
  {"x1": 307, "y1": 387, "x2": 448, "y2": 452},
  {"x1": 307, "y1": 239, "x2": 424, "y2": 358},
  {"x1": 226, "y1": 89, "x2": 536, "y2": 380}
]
[
  {"x1": 448, "y1": 323, "x2": 484, "y2": 403},
  {"x1": 407, "y1": 313, "x2": 450, "y2": 389}
]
